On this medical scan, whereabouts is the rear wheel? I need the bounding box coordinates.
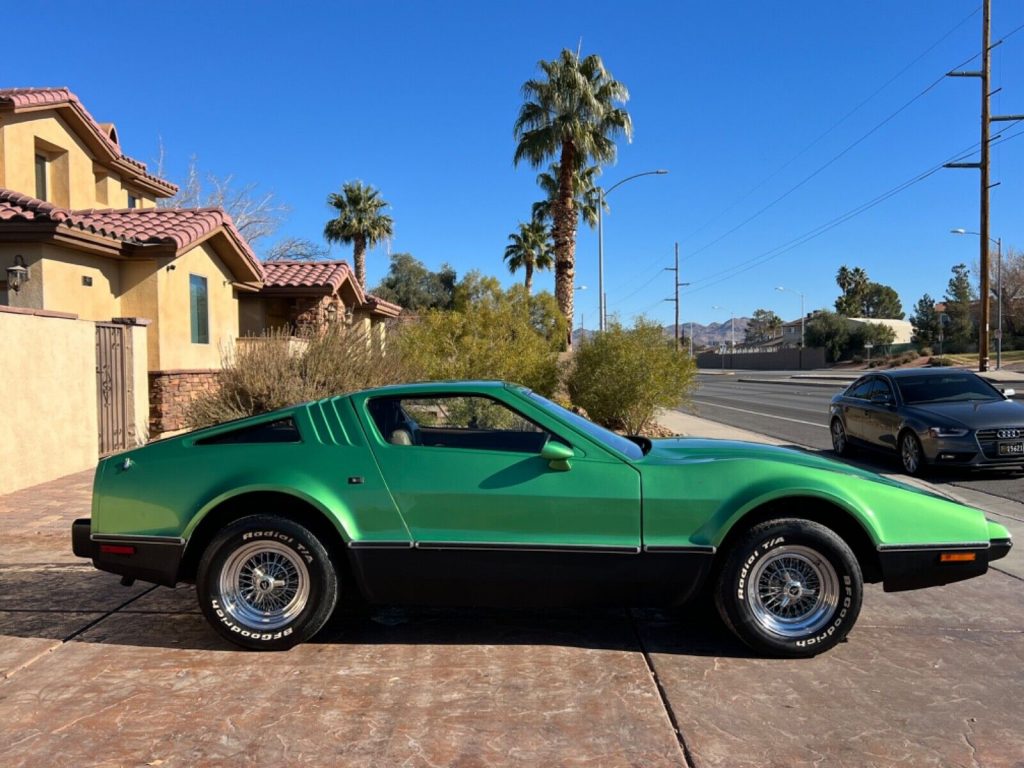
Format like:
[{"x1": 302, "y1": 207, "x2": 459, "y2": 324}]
[
  {"x1": 830, "y1": 418, "x2": 850, "y2": 457},
  {"x1": 715, "y1": 518, "x2": 862, "y2": 657},
  {"x1": 197, "y1": 515, "x2": 338, "y2": 650}
]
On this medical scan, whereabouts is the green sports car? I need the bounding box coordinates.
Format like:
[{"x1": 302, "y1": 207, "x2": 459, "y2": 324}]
[{"x1": 72, "y1": 381, "x2": 1011, "y2": 657}]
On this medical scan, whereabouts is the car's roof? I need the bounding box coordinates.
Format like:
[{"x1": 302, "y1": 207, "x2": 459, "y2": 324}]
[
  {"x1": 869, "y1": 368, "x2": 981, "y2": 379},
  {"x1": 349, "y1": 380, "x2": 522, "y2": 397}
]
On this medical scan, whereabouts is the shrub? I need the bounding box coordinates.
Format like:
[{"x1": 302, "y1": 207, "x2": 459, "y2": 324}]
[
  {"x1": 929, "y1": 356, "x2": 954, "y2": 367},
  {"x1": 919, "y1": 346, "x2": 933, "y2": 358},
  {"x1": 187, "y1": 324, "x2": 408, "y2": 428},
  {"x1": 565, "y1": 318, "x2": 697, "y2": 434},
  {"x1": 396, "y1": 284, "x2": 564, "y2": 395}
]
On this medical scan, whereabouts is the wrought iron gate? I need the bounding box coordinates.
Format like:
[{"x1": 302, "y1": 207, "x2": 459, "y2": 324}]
[{"x1": 95, "y1": 323, "x2": 135, "y2": 456}]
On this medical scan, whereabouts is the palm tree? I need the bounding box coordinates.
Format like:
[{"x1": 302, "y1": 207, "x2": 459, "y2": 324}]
[
  {"x1": 504, "y1": 217, "x2": 554, "y2": 294},
  {"x1": 324, "y1": 181, "x2": 394, "y2": 289},
  {"x1": 514, "y1": 49, "x2": 632, "y2": 346},
  {"x1": 532, "y1": 163, "x2": 606, "y2": 231}
]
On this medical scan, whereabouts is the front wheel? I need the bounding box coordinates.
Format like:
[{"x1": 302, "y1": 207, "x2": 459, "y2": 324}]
[
  {"x1": 715, "y1": 518, "x2": 863, "y2": 657},
  {"x1": 899, "y1": 431, "x2": 926, "y2": 476},
  {"x1": 197, "y1": 515, "x2": 338, "y2": 650},
  {"x1": 830, "y1": 417, "x2": 850, "y2": 457}
]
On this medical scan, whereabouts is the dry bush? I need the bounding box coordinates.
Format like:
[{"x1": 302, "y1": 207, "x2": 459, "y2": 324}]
[{"x1": 187, "y1": 324, "x2": 408, "y2": 428}]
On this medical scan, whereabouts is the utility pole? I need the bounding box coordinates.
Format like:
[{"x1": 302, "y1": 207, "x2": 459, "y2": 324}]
[
  {"x1": 664, "y1": 242, "x2": 691, "y2": 352},
  {"x1": 945, "y1": 0, "x2": 1024, "y2": 372}
]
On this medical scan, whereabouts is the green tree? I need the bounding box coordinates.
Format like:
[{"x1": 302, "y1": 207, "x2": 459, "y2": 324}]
[
  {"x1": 372, "y1": 253, "x2": 456, "y2": 312},
  {"x1": 324, "y1": 181, "x2": 394, "y2": 289},
  {"x1": 398, "y1": 283, "x2": 565, "y2": 395},
  {"x1": 909, "y1": 294, "x2": 941, "y2": 347},
  {"x1": 744, "y1": 308, "x2": 783, "y2": 345},
  {"x1": 566, "y1": 318, "x2": 696, "y2": 434},
  {"x1": 853, "y1": 322, "x2": 897, "y2": 358},
  {"x1": 503, "y1": 217, "x2": 554, "y2": 294},
  {"x1": 514, "y1": 49, "x2": 633, "y2": 346},
  {"x1": 835, "y1": 266, "x2": 903, "y2": 318},
  {"x1": 532, "y1": 163, "x2": 606, "y2": 231},
  {"x1": 806, "y1": 310, "x2": 852, "y2": 363},
  {"x1": 860, "y1": 283, "x2": 904, "y2": 319},
  {"x1": 944, "y1": 263, "x2": 975, "y2": 352}
]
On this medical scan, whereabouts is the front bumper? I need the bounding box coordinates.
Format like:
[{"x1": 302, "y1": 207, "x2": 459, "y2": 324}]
[
  {"x1": 72, "y1": 518, "x2": 184, "y2": 587},
  {"x1": 923, "y1": 432, "x2": 1024, "y2": 469},
  {"x1": 879, "y1": 537, "x2": 1012, "y2": 592}
]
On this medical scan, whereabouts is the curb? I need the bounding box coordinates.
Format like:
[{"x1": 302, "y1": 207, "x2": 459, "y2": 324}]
[{"x1": 736, "y1": 377, "x2": 848, "y2": 388}]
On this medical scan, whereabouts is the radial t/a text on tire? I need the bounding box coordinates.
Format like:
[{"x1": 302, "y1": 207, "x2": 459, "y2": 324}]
[
  {"x1": 197, "y1": 515, "x2": 338, "y2": 650},
  {"x1": 715, "y1": 518, "x2": 863, "y2": 658}
]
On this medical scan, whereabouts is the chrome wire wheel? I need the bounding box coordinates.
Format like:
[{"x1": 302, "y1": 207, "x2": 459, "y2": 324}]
[
  {"x1": 218, "y1": 541, "x2": 310, "y2": 631},
  {"x1": 900, "y1": 432, "x2": 922, "y2": 474},
  {"x1": 746, "y1": 545, "x2": 840, "y2": 639},
  {"x1": 831, "y1": 419, "x2": 847, "y2": 455}
]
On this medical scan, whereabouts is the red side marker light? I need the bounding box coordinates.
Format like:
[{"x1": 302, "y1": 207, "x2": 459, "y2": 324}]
[
  {"x1": 939, "y1": 552, "x2": 976, "y2": 563},
  {"x1": 100, "y1": 544, "x2": 135, "y2": 556}
]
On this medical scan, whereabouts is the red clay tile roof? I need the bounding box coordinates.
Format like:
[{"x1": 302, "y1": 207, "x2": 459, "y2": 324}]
[
  {"x1": 260, "y1": 260, "x2": 402, "y2": 316},
  {"x1": 262, "y1": 260, "x2": 353, "y2": 292},
  {"x1": 0, "y1": 87, "x2": 177, "y2": 197},
  {"x1": 0, "y1": 188, "x2": 262, "y2": 282}
]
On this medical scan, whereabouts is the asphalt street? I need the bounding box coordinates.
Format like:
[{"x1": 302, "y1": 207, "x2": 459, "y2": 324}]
[{"x1": 685, "y1": 371, "x2": 1024, "y2": 505}]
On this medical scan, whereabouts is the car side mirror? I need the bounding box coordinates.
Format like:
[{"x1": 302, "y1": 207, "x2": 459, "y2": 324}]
[
  {"x1": 1003, "y1": 388, "x2": 1016, "y2": 398},
  {"x1": 540, "y1": 441, "x2": 574, "y2": 472}
]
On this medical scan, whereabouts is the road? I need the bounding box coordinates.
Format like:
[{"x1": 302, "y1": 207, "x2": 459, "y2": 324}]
[{"x1": 685, "y1": 370, "x2": 1024, "y2": 504}]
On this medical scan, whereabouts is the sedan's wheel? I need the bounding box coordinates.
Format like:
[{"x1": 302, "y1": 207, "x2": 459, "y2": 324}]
[
  {"x1": 830, "y1": 418, "x2": 849, "y2": 457},
  {"x1": 197, "y1": 515, "x2": 338, "y2": 650},
  {"x1": 899, "y1": 431, "x2": 926, "y2": 476},
  {"x1": 715, "y1": 518, "x2": 862, "y2": 657}
]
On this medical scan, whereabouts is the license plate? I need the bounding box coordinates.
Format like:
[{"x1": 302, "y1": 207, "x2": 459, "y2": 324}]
[{"x1": 998, "y1": 441, "x2": 1024, "y2": 456}]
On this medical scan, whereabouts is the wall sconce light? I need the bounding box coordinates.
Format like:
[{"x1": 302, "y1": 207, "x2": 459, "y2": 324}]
[
  {"x1": 325, "y1": 303, "x2": 338, "y2": 323},
  {"x1": 344, "y1": 308, "x2": 354, "y2": 324},
  {"x1": 6, "y1": 255, "x2": 29, "y2": 293},
  {"x1": 166, "y1": 264, "x2": 176, "y2": 272}
]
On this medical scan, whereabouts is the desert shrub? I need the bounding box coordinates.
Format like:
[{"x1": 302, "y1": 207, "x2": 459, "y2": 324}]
[
  {"x1": 565, "y1": 318, "x2": 697, "y2": 434},
  {"x1": 919, "y1": 346, "x2": 933, "y2": 358},
  {"x1": 929, "y1": 356, "x2": 954, "y2": 367},
  {"x1": 851, "y1": 355, "x2": 864, "y2": 365},
  {"x1": 396, "y1": 284, "x2": 564, "y2": 395},
  {"x1": 187, "y1": 324, "x2": 408, "y2": 427}
]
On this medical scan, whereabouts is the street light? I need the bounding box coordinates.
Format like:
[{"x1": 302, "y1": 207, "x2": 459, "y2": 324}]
[
  {"x1": 775, "y1": 286, "x2": 805, "y2": 348},
  {"x1": 951, "y1": 228, "x2": 1003, "y2": 369},
  {"x1": 712, "y1": 305, "x2": 735, "y2": 350},
  {"x1": 597, "y1": 169, "x2": 669, "y2": 331},
  {"x1": 575, "y1": 284, "x2": 588, "y2": 333}
]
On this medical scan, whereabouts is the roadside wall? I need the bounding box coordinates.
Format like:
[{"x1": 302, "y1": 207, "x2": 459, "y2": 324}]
[
  {"x1": 696, "y1": 347, "x2": 827, "y2": 370},
  {"x1": 0, "y1": 307, "x2": 149, "y2": 494}
]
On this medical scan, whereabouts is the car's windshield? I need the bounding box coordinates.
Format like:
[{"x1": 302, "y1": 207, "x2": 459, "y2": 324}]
[
  {"x1": 896, "y1": 374, "x2": 1002, "y2": 405},
  {"x1": 524, "y1": 391, "x2": 645, "y2": 460}
]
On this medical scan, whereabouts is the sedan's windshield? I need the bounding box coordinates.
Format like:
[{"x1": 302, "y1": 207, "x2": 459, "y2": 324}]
[
  {"x1": 524, "y1": 391, "x2": 645, "y2": 460},
  {"x1": 896, "y1": 374, "x2": 1002, "y2": 405}
]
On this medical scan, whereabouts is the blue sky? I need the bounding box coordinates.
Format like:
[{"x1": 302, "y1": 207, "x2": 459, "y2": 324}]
[{"x1": 6, "y1": 1, "x2": 1023, "y2": 327}]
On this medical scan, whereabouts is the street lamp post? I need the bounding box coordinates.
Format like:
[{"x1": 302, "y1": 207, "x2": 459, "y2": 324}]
[
  {"x1": 597, "y1": 170, "x2": 668, "y2": 331},
  {"x1": 951, "y1": 228, "x2": 1003, "y2": 369},
  {"x1": 712, "y1": 305, "x2": 735, "y2": 350},
  {"x1": 775, "y1": 286, "x2": 805, "y2": 348}
]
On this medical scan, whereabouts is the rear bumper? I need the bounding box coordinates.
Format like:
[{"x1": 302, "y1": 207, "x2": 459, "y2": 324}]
[
  {"x1": 879, "y1": 538, "x2": 1012, "y2": 592},
  {"x1": 72, "y1": 518, "x2": 183, "y2": 587}
]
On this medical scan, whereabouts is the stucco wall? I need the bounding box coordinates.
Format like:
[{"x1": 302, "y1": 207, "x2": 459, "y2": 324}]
[
  {"x1": 0, "y1": 110, "x2": 155, "y2": 209},
  {"x1": 156, "y1": 242, "x2": 238, "y2": 370},
  {"x1": 38, "y1": 245, "x2": 122, "y2": 320},
  {"x1": 0, "y1": 309, "x2": 150, "y2": 494}
]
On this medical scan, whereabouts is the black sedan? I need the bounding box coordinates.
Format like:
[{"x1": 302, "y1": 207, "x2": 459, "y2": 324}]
[{"x1": 829, "y1": 368, "x2": 1024, "y2": 475}]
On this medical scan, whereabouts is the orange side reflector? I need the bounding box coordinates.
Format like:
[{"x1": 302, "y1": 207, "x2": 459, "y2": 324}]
[{"x1": 940, "y1": 552, "x2": 977, "y2": 563}]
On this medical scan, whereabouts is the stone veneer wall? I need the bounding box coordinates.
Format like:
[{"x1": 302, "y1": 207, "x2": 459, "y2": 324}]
[{"x1": 149, "y1": 369, "x2": 221, "y2": 436}]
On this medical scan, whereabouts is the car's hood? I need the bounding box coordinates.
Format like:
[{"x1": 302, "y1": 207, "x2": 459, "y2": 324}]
[
  {"x1": 904, "y1": 398, "x2": 1024, "y2": 429},
  {"x1": 642, "y1": 437, "x2": 940, "y2": 496}
]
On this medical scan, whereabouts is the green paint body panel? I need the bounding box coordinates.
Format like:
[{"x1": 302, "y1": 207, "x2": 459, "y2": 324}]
[{"x1": 87, "y1": 381, "x2": 1010, "y2": 585}]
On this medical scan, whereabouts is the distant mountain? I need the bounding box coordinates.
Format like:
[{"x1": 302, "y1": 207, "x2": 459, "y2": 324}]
[{"x1": 571, "y1": 319, "x2": 751, "y2": 349}]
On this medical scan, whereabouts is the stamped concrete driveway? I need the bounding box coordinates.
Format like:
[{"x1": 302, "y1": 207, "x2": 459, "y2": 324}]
[{"x1": 1, "y1": 469, "x2": 1022, "y2": 767}]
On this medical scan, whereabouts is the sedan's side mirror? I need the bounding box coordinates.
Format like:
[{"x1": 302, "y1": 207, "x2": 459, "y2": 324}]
[
  {"x1": 540, "y1": 441, "x2": 574, "y2": 472},
  {"x1": 1003, "y1": 388, "x2": 1016, "y2": 398}
]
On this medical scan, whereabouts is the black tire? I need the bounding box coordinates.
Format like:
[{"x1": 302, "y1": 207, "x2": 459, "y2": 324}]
[
  {"x1": 715, "y1": 518, "x2": 863, "y2": 658},
  {"x1": 830, "y1": 417, "x2": 850, "y2": 457},
  {"x1": 898, "y1": 430, "x2": 927, "y2": 476},
  {"x1": 197, "y1": 515, "x2": 338, "y2": 651}
]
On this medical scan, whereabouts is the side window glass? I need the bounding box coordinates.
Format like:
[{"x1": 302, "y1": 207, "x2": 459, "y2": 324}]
[
  {"x1": 368, "y1": 395, "x2": 549, "y2": 452},
  {"x1": 870, "y1": 380, "x2": 894, "y2": 402},
  {"x1": 848, "y1": 379, "x2": 874, "y2": 400}
]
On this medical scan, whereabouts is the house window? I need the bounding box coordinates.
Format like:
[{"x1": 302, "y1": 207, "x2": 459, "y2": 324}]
[
  {"x1": 127, "y1": 193, "x2": 138, "y2": 209},
  {"x1": 35, "y1": 154, "x2": 48, "y2": 200},
  {"x1": 190, "y1": 274, "x2": 209, "y2": 344}
]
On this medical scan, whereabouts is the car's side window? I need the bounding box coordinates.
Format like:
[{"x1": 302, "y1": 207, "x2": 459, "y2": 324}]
[
  {"x1": 367, "y1": 395, "x2": 552, "y2": 453},
  {"x1": 870, "y1": 379, "x2": 894, "y2": 403},
  {"x1": 848, "y1": 378, "x2": 875, "y2": 400}
]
